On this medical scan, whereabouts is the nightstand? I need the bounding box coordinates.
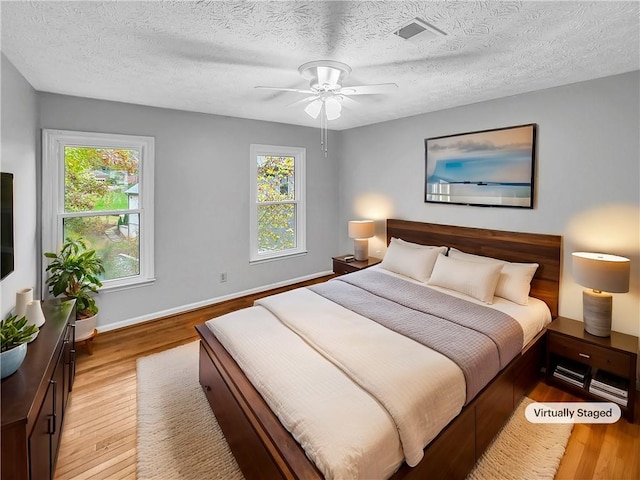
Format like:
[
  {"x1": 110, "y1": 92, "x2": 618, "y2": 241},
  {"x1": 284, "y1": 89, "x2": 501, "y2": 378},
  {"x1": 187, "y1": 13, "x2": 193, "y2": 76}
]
[
  {"x1": 332, "y1": 255, "x2": 381, "y2": 275},
  {"x1": 546, "y1": 316, "x2": 638, "y2": 423}
]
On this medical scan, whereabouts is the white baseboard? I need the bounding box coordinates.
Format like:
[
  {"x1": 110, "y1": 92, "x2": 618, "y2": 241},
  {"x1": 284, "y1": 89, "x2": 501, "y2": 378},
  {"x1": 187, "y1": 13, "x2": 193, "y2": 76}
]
[{"x1": 98, "y1": 270, "x2": 334, "y2": 333}]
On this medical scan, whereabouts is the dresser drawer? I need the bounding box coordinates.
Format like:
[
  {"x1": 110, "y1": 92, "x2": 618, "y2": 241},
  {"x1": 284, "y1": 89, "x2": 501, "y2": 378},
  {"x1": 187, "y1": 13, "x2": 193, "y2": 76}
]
[{"x1": 548, "y1": 333, "x2": 631, "y2": 377}]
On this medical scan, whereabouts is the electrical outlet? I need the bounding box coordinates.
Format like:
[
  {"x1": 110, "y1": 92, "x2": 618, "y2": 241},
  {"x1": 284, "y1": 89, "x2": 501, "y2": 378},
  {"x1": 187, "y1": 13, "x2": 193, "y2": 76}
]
[{"x1": 220, "y1": 272, "x2": 227, "y2": 283}]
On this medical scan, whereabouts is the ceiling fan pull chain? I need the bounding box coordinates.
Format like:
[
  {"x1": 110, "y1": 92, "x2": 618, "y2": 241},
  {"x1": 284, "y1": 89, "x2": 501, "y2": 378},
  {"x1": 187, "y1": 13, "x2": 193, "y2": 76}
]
[
  {"x1": 324, "y1": 127, "x2": 328, "y2": 157},
  {"x1": 320, "y1": 105, "x2": 324, "y2": 151},
  {"x1": 320, "y1": 102, "x2": 328, "y2": 156}
]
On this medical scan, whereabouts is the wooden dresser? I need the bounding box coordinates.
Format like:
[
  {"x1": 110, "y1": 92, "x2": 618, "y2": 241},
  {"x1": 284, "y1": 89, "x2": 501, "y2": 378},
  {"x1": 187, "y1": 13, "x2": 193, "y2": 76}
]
[{"x1": 1, "y1": 299, "x2": 76, "y2": 480}]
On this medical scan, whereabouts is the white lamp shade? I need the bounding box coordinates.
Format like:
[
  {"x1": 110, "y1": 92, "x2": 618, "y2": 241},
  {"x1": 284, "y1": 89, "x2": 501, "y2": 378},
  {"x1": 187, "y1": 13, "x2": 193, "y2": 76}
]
[
  {"x1": 572, "y1": 252, "x2": 630, "y2": 293},
  {"x1": 348, "y1": 220, "x2": 375, "y2": 239}
]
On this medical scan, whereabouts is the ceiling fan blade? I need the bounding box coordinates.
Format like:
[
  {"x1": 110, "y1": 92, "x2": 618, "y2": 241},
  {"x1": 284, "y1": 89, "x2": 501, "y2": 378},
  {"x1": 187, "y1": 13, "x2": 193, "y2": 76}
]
[
  {"x1": 339, "y1": 83, "x2": 398, "y2": 95},
  {"x1": 337, "y1": 96, "x2": 359, "y2": 108},
  {"x1": 288, "y1": 95, "x2": 320, "y2": 107},
  {"x1": 139, "y1": 31, "x2": 294, "y2": 70},
  {"x1": 361, "y1": 50, "x2": 490, "y2": 71},
  {"x1": 255, "y1": 86, "x2": 315, "y2": 94}
]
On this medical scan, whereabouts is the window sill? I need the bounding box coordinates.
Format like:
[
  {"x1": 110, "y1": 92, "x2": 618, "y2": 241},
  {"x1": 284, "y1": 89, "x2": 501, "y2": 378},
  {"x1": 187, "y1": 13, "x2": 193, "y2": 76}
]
[
  {"x1": 249, "y1": 251, "x2": 308, "y2": 265},
  {"x1": 99, "y1": 277, "x2": 156, "y2": 293}
]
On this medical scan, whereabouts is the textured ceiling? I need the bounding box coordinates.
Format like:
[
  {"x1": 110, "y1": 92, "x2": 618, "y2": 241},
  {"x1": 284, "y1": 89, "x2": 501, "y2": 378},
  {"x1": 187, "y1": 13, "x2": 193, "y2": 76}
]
[{"x1": 2, "y1": 1, "x2": 639, "y2": 130}]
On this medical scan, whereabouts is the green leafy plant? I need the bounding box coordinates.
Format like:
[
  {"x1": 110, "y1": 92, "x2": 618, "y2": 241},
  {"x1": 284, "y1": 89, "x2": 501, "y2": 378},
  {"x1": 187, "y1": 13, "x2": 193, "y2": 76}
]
[
  {"x1": 45, "y1": 237, "x2": 105, "y2": 319},
  {"x1": 1, "y1": 315, "x2": 38, "y2": 352}
]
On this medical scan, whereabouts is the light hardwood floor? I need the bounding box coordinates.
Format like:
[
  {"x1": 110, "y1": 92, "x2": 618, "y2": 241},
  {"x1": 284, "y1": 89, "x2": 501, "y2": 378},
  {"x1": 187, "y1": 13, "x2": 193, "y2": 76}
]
[{"x1": 55, "y1": 280, "x2": 639, "y2": 479}]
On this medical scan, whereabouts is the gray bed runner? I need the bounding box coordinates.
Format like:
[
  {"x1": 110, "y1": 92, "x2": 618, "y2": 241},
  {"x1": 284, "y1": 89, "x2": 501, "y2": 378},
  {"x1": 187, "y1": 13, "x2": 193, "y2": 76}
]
[{"x1": 309, "y1": 269, "x2": 523, "y2": 403}]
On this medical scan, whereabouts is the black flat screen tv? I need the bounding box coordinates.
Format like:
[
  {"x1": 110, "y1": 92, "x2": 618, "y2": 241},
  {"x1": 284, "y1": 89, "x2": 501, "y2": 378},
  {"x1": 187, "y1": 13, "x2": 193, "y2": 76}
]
[{"x1": 1, "y1": 172, "x2": 14, "y2": 280}]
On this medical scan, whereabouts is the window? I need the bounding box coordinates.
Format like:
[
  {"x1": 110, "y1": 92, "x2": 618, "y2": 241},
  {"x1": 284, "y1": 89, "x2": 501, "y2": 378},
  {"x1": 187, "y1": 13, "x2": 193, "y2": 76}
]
[
  {"x1": 42, "y1": 130, "x2": 155, "y2": 291},
  {"x1": 250, "y1": 144, "x2": 306, "y2": 263}
]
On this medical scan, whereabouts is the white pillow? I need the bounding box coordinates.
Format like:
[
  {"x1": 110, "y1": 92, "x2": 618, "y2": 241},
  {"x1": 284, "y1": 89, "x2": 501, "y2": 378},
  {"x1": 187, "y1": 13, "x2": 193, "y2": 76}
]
[
  {"x1": 427, "y1": 254, "x2": 502, "y2": 304},
  {"x1": 391, "y1": 237, "x2": 446, "y2": 251},
  {"x1": 448, "y1": 249, "x2": 539, "y2": 305},
  {"x1": 494, "y1": 262, "x2": 539, "y2": 305},
  {"x1": 380, "y1": 241, "x2": 447, "y2": 282}
]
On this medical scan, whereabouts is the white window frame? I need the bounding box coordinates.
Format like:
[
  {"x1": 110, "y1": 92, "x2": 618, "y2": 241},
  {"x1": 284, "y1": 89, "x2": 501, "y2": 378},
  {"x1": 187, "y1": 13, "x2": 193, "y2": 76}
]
[
  {"x1": 42, "y1": 129, "x2": 155, "y2": 292},
  {"x1": 249, "y1": 144, "x2": 306, "y2": 263}
]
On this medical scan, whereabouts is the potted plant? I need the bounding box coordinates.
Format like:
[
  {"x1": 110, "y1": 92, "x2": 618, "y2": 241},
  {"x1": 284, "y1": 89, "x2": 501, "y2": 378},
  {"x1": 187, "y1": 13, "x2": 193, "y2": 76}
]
[
  {"x1": 45, "y1": 237, "x2": 105, "y2": 341},
  {"x1": 1, "y1": 314, "x2": 39, "y2": 378}
]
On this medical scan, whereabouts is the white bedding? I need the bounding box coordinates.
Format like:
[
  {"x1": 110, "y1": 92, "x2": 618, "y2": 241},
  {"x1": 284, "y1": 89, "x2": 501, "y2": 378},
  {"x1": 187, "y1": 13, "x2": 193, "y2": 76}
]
[
  {"x1": 205, "y1": 272, "x2": 551, "y2": 479},
  {"x1": 256, "y1": 289, "x2": 466, "y2": 467},
  {"x1": 207, "y1": 303, "x2": 407, "y2": 479}
]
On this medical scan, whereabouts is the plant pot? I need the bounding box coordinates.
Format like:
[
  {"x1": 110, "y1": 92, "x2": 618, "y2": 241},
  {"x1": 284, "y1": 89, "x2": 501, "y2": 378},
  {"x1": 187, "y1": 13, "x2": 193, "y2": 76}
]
[
  {"x1": 76, "y1": 314, "x2": 98, "y2": 341},
  {"x1": 1, "y1": 343, "x2": 27, "y2": 379}
]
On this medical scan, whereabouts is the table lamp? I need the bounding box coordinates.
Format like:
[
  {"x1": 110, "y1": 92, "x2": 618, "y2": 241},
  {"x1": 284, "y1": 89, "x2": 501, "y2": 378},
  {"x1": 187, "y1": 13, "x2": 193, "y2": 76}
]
[
  {"x1": 572, "y1": 252, "x2": 630, "y2": 337},
  {"x1": 348, "y1": 220, "x2": 375, "y2": 261}
]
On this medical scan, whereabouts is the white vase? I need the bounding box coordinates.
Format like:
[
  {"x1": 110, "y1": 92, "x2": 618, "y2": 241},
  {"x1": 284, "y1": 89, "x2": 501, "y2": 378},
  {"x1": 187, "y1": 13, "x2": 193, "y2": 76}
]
[
  {"x1": 15, "y1": 288, "x2": 33, "y2": 318},
  {"x1": 26, "y1": 300, "x2": 46, "y2": 328}
]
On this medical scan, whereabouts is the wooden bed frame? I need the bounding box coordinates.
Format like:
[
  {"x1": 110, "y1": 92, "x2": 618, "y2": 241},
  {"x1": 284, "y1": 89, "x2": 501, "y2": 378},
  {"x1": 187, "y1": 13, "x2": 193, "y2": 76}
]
[{"x1": 196, "y1": 219, "x2": 562, "y2": 480}]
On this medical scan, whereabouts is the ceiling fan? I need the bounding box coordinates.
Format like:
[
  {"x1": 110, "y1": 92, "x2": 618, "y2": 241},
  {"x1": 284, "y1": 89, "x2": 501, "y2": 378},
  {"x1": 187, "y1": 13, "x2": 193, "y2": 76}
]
[
  {"x1": 255, "y1": 60, "x2": 398, "y2": 154},
  {"x1": 256, "y1": 60, "x2": 398, "y2": 119}
]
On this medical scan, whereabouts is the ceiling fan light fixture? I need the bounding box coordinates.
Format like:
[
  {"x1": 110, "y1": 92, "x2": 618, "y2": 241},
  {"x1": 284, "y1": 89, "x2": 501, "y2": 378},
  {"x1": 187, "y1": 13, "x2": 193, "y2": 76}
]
[
  {"x1": 304, "y1": 99, "x2": 323, "y2": 119},
  {"x1": 324, "y1": 97, "x2": 342, "y2": 120}
]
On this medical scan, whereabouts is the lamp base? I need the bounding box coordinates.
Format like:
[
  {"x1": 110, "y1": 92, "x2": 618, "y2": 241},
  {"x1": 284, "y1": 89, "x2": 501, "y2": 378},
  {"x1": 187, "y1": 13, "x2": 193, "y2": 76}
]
[
  {"x1": 582, "y1": 290, "x2": 612, "y2": 337},
  {"x1": 353, "y1": 239, "x2": 369, "y2": 261}
]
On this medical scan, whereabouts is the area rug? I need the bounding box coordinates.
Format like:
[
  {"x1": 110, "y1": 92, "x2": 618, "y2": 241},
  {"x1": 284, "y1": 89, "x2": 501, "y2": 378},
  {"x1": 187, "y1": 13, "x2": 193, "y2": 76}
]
[
  {"x1": 137, "y1": 342, "x2": 243, "y2": 480},
  {"x1": 137, "y1": 342, "x2": 572, "y2": 480},
  {"x1": 466, "y1": 397, "x2": 573, "y2": 480}
]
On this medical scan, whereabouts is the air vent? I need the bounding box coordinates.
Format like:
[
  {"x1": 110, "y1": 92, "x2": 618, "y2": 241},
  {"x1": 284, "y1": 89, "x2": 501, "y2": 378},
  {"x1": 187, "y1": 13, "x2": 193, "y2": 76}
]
[{"x1": 393, "y1": 18, "x2": 446, "y2": 41}]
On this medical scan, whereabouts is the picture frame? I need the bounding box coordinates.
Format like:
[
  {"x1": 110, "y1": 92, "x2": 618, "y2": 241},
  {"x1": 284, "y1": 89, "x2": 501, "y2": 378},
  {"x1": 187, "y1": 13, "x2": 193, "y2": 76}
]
[{"x1": 425, "y1": 123, "x2": 536, "y2": 208}]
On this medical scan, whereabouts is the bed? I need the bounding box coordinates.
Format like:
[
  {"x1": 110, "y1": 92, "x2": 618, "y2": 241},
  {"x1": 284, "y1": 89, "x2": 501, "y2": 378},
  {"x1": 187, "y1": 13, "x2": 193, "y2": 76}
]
[{"x1": 196, "y1": 219, "x2": 562, "y2": 480}]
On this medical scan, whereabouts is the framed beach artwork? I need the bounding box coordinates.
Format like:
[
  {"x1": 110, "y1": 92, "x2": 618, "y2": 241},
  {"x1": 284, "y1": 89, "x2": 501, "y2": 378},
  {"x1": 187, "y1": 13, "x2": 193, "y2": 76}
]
[{"x1": 425, "y1": 124, "x2": 536, "y2": 208}]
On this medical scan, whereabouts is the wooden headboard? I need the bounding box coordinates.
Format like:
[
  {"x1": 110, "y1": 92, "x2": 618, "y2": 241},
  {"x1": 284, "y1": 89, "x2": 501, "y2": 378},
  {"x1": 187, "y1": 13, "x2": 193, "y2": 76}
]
[{"x1": 386, "y1": 219, "x2": 562, "y2": 317}]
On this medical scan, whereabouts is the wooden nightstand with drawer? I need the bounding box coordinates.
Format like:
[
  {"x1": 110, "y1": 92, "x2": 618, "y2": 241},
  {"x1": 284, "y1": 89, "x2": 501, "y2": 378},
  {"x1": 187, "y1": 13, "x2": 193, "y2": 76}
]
[
  {"x1": 546, "y1": 316, "x2": 638, "y2": 423},
  {"x1": 332, "y1": 255, "x2": 381, "y2": 275}
]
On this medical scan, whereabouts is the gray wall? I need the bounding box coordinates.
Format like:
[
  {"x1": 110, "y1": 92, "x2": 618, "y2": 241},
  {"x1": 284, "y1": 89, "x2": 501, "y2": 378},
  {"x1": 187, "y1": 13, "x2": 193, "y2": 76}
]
[
  {"x1": 339, "y1": 71, "x2": 640, "y2": 337},
  {"x1": 0, "y1": 53, "x2": 39, "y2": 318},
  {"x1": 37, "y1": 94, "x2": 339, "y2": 330}
]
